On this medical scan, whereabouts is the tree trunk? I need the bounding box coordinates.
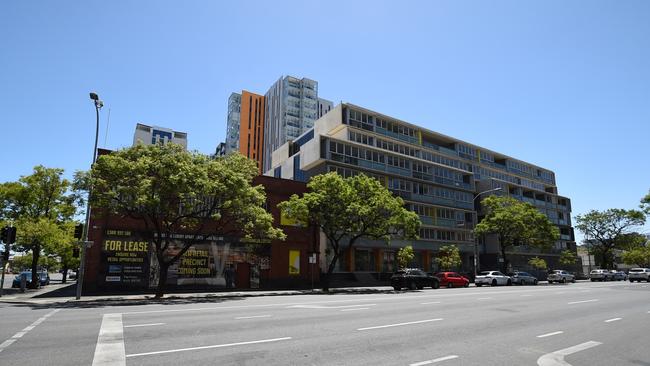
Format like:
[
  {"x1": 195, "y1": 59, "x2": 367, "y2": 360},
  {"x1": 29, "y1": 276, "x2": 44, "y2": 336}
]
[
  {"x1": 62, "y1": 264, "x2": 68, "y2": 284},
  {"x1": 500, "y1": 245, "x2": 509, "y2": 274},
  {"x1": 154, "y1": 260, "x2": 169, "y2": 299},
  {"x1": 322, "y1": 251, "x2": 340, "y2": 292},
  {"x1": 30, "y1": 245, "x2": 40, "y2": 289}
]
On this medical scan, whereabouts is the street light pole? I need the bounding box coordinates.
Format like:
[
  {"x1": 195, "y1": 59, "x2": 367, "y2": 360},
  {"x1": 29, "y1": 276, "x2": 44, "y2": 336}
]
[
  {"x1": 76, "y1": 92, "x2": 103, "y2": 300},
  {"x1": 471, "y1": 186, "x2": 503, "y2": 279}
]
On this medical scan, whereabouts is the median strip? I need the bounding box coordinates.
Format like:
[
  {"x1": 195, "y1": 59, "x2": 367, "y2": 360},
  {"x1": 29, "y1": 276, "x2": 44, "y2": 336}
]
[
  {"x1": 126, "y1": 337, "x2": 292, "y2": 358},
  {"x1": 357, "y1": 318, "x2": 442, "y2": 331}
]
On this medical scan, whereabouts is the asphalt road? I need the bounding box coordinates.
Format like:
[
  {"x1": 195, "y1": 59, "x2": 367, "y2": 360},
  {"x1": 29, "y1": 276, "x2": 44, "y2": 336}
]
[{"x1": 0, "y1": 280, "x2": 649, "y2": 366}]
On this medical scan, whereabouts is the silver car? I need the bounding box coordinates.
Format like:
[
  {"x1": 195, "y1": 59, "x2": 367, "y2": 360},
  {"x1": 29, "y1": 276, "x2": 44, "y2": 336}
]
[
  {"x1": 475, "y1": 271, "x2": 512, "y2": 287},
  {"x1": 628, "y1": 268, "x2": 650, "y2": 282},
  {"x1": 590, "y1": 269, "x2": 611, "y2": 281},
  {"x1": 507, "y1": 271, "x2": 538, "y2": 285},
  {"x1": 547, "y1": 270, "x2": 575, "y2": 284}
]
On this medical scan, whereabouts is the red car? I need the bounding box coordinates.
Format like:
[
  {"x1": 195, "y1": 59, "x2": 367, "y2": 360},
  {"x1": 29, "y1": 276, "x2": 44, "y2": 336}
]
[{"x1": 435, "y1": 272, "x2": 470, "y2": 288}]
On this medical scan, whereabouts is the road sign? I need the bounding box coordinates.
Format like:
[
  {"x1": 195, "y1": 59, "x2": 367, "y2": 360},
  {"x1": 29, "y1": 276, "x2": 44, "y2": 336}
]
[{"x1": 309, "y1": 254, "x2": 317, "y2": 264}]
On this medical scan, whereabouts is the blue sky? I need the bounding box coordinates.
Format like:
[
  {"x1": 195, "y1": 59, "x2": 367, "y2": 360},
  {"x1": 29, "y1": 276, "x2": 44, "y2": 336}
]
[{"x1": 1, "y1": 1, "x2": 649, "y2": 239}]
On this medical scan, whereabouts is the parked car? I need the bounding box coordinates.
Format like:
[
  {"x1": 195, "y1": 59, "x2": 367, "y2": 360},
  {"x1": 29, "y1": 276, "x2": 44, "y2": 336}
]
[
  {"x1": 548, "y1": 270, "x2": 575, "y2": 283},
  {"x1": 589, "y1": 269, "x2": 611, "y2": 281},
  {"x1": 611, "y1": 270, "x2": 627, "y2": 281},
  {"x1": 11, "y1": 271, "x2": 49, "y2": 288},
  {"x1": 475, "y1": 271, "x2": 511, "y2": 287},
  {"x1": 628, "y1": 268, "x2": 650, "y2": 282},
  {"x1": 391, "y1": 269, "x2": 440, "y2": 290},
  {"x1": 435, "y1": 272, "x2": 470, "y2": 288},
  {"x1": 507, "y1": 271, "x2": 538, "y2": 285}
]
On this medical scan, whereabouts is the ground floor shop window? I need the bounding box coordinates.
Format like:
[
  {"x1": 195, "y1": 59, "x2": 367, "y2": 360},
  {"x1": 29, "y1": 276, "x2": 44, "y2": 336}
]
[
  {"x1": 382, "y1": 251, "x2": 396, "y2": 272},
  {"x1": 355, "y1": 249, "x2": 375, "y2": 271}
]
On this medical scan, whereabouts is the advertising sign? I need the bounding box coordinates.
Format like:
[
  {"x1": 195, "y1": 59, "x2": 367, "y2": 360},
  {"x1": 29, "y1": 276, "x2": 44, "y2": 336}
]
[
  {"x1": 101, "y1": 229, "x2": 150, "y2": 287},
  {"x1": 289, "y1": 250, "x2": 300, "y2": 275}
]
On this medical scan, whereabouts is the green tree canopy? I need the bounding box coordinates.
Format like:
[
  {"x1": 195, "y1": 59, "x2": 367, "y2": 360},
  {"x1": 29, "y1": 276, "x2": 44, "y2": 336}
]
[
  {"x1": 279, "y1": 172, "x2": 420, "y2": 290},
  {"x1": 575, "y1": 209, "x2": 646, "y2": 269},
  {"x1": 641, "y1": 190, "x2": 650, "y2": 215},
  {"x1": 0, "y1": 166, "x2": 78, "y2": 287},
  {"x1": 528, "y1": 256, "x2": 547, "y2": 270},
  {"x1": 435, "y1": 245, "x2": 462, "y2": 271},
  {"x1": 473, "y1": 196, "x2": 559, "y2": 273},
  {"x1": 88, "y1": 144, "x2": 285, "y2": 297},
  {"x1": 621, "y1": 246, "x2": 650, "y2": 268},
  {"x1": 397, "y1": 245, "x2": 415, "y2": 270},
  {"x1": 558, "y1": 249, "x2": 578, "y2": 268}
]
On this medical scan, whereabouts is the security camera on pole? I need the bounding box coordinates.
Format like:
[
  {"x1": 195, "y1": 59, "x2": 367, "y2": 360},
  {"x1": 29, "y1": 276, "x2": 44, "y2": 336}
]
[{"x1": 76, "y1": 92, "x2": 102, "y2": 300}]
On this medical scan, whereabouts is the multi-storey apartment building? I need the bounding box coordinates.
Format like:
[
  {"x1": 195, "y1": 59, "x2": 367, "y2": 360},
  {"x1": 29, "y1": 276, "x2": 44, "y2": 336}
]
[
  {"x1": 133, "y1": 123, "x2": 187, "y2": 149},
  {"x1": 263, "y1": 76, "x2": 319, "y2": 173},
  {"x1": 225, "y1": 92, "x2": 242, "y2": 154},
  {"x1": 267, "y1": 103, "x2": 576, "y2": 276},
  {"x1": 318, "y1": 97, "x2": 334, "y2": 118}
]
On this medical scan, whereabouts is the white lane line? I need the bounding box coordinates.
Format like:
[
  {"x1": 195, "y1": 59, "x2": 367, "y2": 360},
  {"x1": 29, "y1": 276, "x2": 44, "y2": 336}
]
[
  {"x1": 234, "y1": 315, "x2": 272, "y2": 320},
  {"x1": 357, "y1": 318, "x2": 443, "y2": 331},
  {"x1": 124, "y1": 323, "x2": 165, "y2": 328},
  {"x1": 341, "y1": 307, "x2": 369, "y2": 312},
  {"x1": 604, "y1": 318, "x2": 621, "y2": 323},
  {"x1": 537, "y1": 331, "x2": 564, "y2": 338},
  {"x1": 126, "y1": 337, "x2": 292, "y2": 358},
  {"x1": 92, "y1": 313, "x2": 125, "y2": 366},
  {"x1": 0, "y1": 309, "x2": 60, "y2": 353},
  {"x1": 421, "y1": 301, "x2": 441, "y2": 305},
  {"x1": 537, "y1": 341, "x2": 601, "y2": 366},
  {"x1": 477, "y1": 297, "x2": 492, "y2": 300},
  {"x1": 410, "y1": 354, "x2": 459, "y2": 365},
  {"x1": 580, "y1": 290, "x2": 590, "y2": 293},
  {"x1": 521, "y1": 294, "x2": 534, "y2": 297},
  {"x1": 567, "y1": 299, "x2": 598, "y2": 305},
  {"x1": 288, "y1": 303, "x2": 377, "y2": 309},
  {"x1": 642, "y1": 285, "x2": 648, "y2": 288}
]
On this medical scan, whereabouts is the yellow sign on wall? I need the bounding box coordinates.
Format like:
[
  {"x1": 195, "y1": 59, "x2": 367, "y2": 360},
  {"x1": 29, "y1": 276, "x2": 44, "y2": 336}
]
[{"x1": 289, "y1": 250, "x2": 300, "y2": 275}]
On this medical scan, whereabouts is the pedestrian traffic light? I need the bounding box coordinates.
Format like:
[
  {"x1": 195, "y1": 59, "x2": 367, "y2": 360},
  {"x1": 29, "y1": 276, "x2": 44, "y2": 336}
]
[
  {"x1": 0, "y1": 227, "x2": 7, "y2": 243},
  {"x1": 74, "y1": 224, "x2": 84, "y2": 239}
]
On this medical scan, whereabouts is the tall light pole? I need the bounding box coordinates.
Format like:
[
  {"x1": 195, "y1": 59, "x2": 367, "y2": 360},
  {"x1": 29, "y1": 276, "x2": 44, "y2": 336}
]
[
  {"x1": 76, "y1": 92, "x2": 103, "y2": 300},
  {"x1": 471, "y1": 186, "x2": 502, "y2": 279}
]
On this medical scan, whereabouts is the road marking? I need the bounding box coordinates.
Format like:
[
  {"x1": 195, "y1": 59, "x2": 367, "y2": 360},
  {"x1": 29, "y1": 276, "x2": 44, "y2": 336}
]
[
  {"x1": 92, "y1": 313, "x2": 125, "y2": 366},
  {"x1": 357, "y1": 318, "x2": 443, "y2": 331},
  {"x1": 567, "y1": 299, "x2": 598, "y2": 305},
  {"x1": 521, "y1": 294, "x2": 534, "y2": 297},
  {"x1": 341, "y1": 307, "x2": 369, "y2": 312},
  {"x1": 537, "y1": 341, "x2": 602, "y2": 366},
  {"x1": 126, "y1": 337, "x2": 292, "y2": 358},
  {"x1": 288, "y1": 303, "x2": 377, "y2": 309},
  {"x1": 604, "y1": 318, "x2": 621, "y2": 323},
  {"x1": 421, "y1": 301, "x2": 441, "y2": 305},
  {"x1": 477, "y1": 297, "x2": 492, "y2": 300},
  {"x1": 537, "y1": 331, "x2": 564, "y2": 338},
  {"x1": 123, "y1": 323, "x2": 165, "y2": 328},
  {"x1": 0, "y1": 309, "x2": 60, "y2": 353},
  {"x1": 555, "y1": 292, "x2": 565, "y2": 295},
  {"x1": 235, "y1": 315, "x2": 272, "y2": 319},
  {"x1": 580, "y1": 290, "x2": 590, "y2": 293},
  {"x1": 410, "y1": 355, "x2": 459, "y2": 365},
  {"x1": 642, "y1": 285, "x2": 648, "y2": 288}
]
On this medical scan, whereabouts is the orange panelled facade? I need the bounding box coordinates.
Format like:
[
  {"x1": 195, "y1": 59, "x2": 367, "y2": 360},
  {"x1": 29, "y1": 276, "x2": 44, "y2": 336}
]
[{"x1": 238, "y1": 91, "x2": 265, "y2": 173}]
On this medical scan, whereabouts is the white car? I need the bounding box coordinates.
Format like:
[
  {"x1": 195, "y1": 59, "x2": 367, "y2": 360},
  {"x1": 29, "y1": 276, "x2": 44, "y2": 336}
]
[
  {"x1": 475, "y1": 271, "x2": 512, "y2": 287},
  {"x1": 547, "y1": 270, "x2": 575, "y2": 284},
  {"x1": 628, "y1": 268, "x2": 650, "y2": 282}
]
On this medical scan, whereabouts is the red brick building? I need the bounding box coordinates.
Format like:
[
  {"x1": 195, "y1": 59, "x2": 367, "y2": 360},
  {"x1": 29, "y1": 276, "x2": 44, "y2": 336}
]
[{"x1": 82, "y1": 176, "x2": 319, "y2": 292}]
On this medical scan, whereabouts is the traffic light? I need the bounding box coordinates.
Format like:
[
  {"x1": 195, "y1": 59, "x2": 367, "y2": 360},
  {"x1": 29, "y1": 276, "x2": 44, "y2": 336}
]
[
  {"x1": 74, "y1": 224, "x2": 84, "y2": 239},
  {"x1": 2, "y1": 244, "x2": 8, "y2": 261},
  {"x1": 1, "y1": 226, "x2": 16, "y2": 244}
]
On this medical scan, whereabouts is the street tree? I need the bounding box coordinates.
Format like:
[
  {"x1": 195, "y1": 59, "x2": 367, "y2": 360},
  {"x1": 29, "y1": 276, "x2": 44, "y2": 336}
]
[
  {"x1": 279, "y1": 172, "x2": 420, "y2": 291},
  {"x1": 575, "y1": 209, "x2": 646, "y2": 269},
  {"x1": 558, "y1": 249, "x2": 578, "y2": 268},
  {"x1": 528, "y1": 256, "x2": 547, "y2": 271},
  {"x1": 621, "y1": 246, "x2": 650, "y2": 268},
  {"x1": 0, "y1": 166, "x2": 78, "y2": 288},
  {"x1": 88, "y1": 144, "x2": 285, "y2": 298},
  {"x1": 641, "y1": 190, "x2": 650, "y2": 215},
  {"x1": 435, "y1": 245, "x2": 462, "y2": 271},
  {"x1": 397, "y1": 245, "x2": 415, "y2": 269},
  {"x1": 474, "y1": 196, "x2": 559, "y2": 273}
]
